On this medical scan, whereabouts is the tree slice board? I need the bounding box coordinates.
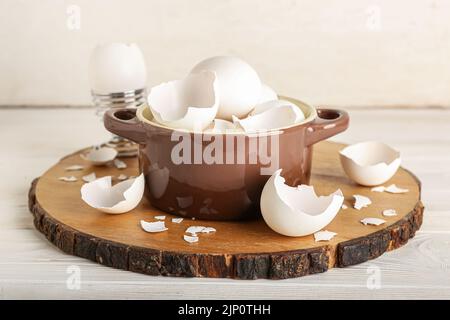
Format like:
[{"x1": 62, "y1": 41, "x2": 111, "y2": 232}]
[{"x1": 28, "y1": 141, "x2": 424, "y2": 279}]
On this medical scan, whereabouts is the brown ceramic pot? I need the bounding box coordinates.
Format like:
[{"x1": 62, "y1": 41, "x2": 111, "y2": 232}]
[{"x1": 104, "y1": 97, "x2": 349, "y2": 220}]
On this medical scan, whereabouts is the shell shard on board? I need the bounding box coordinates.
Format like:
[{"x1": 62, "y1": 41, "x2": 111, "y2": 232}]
[
  {"x1": 382, "y1": 209, "x2": 397, "y2": 217},
  {"x1": 260, "y1": 169, "x2": 344, "y2": 237},
  {"x1": 80, "y1": 173, "x2": 145, "y2": 214},
  {"x1": 147, "y1": 71, "x2": 219, "y2": 131},
  {"x1": 339, "y1": 141, "x2": 401, "y2": 186},
  {"x1": 385, "y1": 184, "x2": 409, "y2": 194},
  {"x1": 82, "y1": 172, "x2": 97, "y2": 183},
  {"x1": 65, "y1": 165, "x2": 84, "y2": 171},
  {"x1": 81, "y1": 146, "x2": 118, "y2": 166},
  {"x1": 314, "y1": 230, "x2": 337, "y2": 242},
  {"x1": 353, "y1": 194, "x2": 372, "y2": 210},
  {"x1": 140, "y1": 220, "x2": 168, "y2": 233},
  {"x1": 360, "y1": 217, "x2": 386, "y2": 226},
  {"x1": 183, "y1": 234, "x2": 199, "y2": 243},
  {"x1": 59, "y1": 176, "x2": 77, "y2": 182}
]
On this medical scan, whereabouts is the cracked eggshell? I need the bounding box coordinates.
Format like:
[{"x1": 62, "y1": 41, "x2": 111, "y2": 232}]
[
  {"x1": 147, "y1": 71, "x2": 219, "y2": 131},
  {"x1": 340, "y1": 141, "x2": 401, "y2": 186},
  {"x1": 190, "y1": 56, "x2": 261, "y2": 120},
  {"x1": 233, "y1": 100, "x2": 305, "y2": 132},
  {"x1": 81, "y1": 173, "x2": 144, "y2": 214},
  {"x1": 258, "y1": 84, "x2": 277, "y2": 104},
  {"x1": 260, "y1": 169, "x2": 344, "y2": 237},
  {"x1": 81, "y1": 147, "x2": 118, "y2": 166}
]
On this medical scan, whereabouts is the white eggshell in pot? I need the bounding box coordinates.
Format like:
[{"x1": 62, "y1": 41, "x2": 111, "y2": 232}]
[
  {"x1": 81, "y1": 173, "x2": 145, "y2": 214},
  {"x1": 260, "y1": 169, "x2": 344, "y2": 237},
  {"x1": 233, "y1": 100, "x2": 305, "y2": 132},
  {"x1": 190, "y1": 56, "x2": 262, "y2": 120},
  {"x1": 339, "y1": 141, "x2": 401, "y2": 186},
  {"x1": 147, "y1": 71, "x2": 219, "y2": 131}
]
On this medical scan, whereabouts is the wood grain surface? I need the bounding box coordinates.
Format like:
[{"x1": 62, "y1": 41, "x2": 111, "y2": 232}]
[{"x1": 29, "y1": 141, "x2": 423, "y2": 279}]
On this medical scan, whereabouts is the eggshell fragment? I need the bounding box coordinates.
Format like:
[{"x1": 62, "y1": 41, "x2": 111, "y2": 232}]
[
  {"x1": 147, "y1": 71, "x2": 219, "y2": 131},
  {"x1": 82, "y1": 172, "x2": 97, "y2": 183},
  {"x1": 59, "y1": 176, "x2": 77, "y2": 182},
  {"x1": 385, "y1": 184, "x2": 409, "y2": 194},
  {"x1": 314, "y1": 230, "x2": 337, "y2": 242},
  {"x1": 371, "y1": 186, "x2": 386, "y2": 192},
  {"x1": 361, "y1": 217, "x2": 386, "y2": 226},
  {"x1": 186, "y1": 226, "x2": 206, "y2": 236},
  {"x1": 258, "y1": 84, "x2": 277, "y2": 104},
  {"x1": 341, "y1": 204, "x2": 348, "y2": 210},
  {"x1": 80, "y1": 173, "x2": 144, "y2": 214},
  {"x1": 65, "y1": 165, "x2": 84, "y2": 171},
  {"x1": 260, "y1": 169, "x2": 344, "y2": 237},
  {"x1": 190, "y1": 56, "x2": 261, "y2": 120},
  {"x1": 183, "y1": 234, "x2": 199, "y2": 243},
  {"x1": 117, "y1": 174, "x2": 128, "y2": 181},
  {"x1": 154, "y1": 215, "x2": 166, "y2": 220},
  {"x1": 382, "y1": 209, "x2": 397, "y2": 217},
  {"x1": 353, "y1": 195, "x2": 372, "y2": 210},
  {"x1": 340, "y1": 141, "x2": 401, "y2": 186},
  {"x1": 81, "y1": 147, "x2": 118, "y2": 166},
  {"x1": 233, "y1": 100, "x2": 305, "y2": 132},
  {"x1": 141, "y1": 220, "x2": 168, "y2": 233},
  {"x1": 113, "y1": 159, "x2": 127, "y2": 169},
  {"x1": 202, "y1": 227, "x2": 216, "y2": 234},
  {"x1": 172, "y1": 218, "x2": 184, "y2": 224}
]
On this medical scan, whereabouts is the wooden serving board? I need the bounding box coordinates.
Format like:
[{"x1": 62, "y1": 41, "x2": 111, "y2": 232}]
[{"x1": 28, "y1": 141, "x2": 423, "y2": 280}]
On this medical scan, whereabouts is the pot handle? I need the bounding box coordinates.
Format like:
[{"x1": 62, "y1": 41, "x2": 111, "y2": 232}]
[
  {"x1": 305, "y1": 108, "x2": 349, "y2": 146},
  {"x1": 103, "y1": 108, "x2": 146, "y2": 143}
]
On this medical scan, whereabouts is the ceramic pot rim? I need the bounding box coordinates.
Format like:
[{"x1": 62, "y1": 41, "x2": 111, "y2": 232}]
[{"x1": 136, "y1": 96, "x2": 318, "y2": 135}]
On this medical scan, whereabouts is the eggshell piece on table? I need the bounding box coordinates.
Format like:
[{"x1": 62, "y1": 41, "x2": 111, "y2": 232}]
[
  {"x1": 81, "y1": 147, "x2": 118, "y2": 166},
  {"x1": 80, "y1": 173, "x2": 144, "y2": 214},
  {"x1": 339, "y1": 141, "x2": 401, "y2": 186},
  {"x1": 82, "y1": 172, "x2": 97, "y2": 183},
  {"x1": 353, "y1": 194, "x2": 372, "y2": 210},
  {"x1": 360, "y1": 217, "x2": 386, "y2": 226},
  {"x1": 260, "y1": 169, "x2": 344, "y2": 237},
  {"x1": 147, "y1": 71, "x2": 219, "y2": 131},
  {"x1": 385, "y1": 184, "x2": 409, "y2": 194},
  {"x1": 314, "y1": 230, "x2": 337, "y2": 242},
  {"x1": 141, "y1": 220, "x2": 168, "y2": 233},
  {"x1": 190, "y1": 56, "x2": 262, "y2": 120}
]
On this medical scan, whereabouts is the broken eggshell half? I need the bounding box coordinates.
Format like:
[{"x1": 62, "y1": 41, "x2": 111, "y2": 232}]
[
  {"x1": 339, "y1": 141, "x2": 401, "y2": 186},
  {"x1": 81, "y1": 173, "x2": 145, "y2": 214},
  {"x1": 260, "y1": 169, "x2": 344, "y2": 237},
  {"x1": 147, "y1": 71, "x2": 219, "y2": 131},
  {"x1": 233, "y1": 99, "x2": 305, "y2": 132},
  {"x1": 81, "y1": 146, "x2": 118, "y2": 166}
]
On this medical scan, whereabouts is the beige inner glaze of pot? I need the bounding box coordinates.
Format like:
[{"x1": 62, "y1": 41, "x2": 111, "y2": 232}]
[{"x1": 137, "y1": 96, "x2": 317, "y2": 134}]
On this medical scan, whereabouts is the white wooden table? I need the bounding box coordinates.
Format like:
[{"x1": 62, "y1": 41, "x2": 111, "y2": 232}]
[{"x1": 1, "y1": 107, "x2": 449, "y2": 299}]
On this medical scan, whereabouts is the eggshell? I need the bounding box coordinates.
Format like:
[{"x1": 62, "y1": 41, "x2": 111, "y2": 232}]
[
  {"x1": 340, "y1": 141, "x2": 401, "y2": 186},
  {"x1": 89, "y1": 43, "x2": 147, "y2": 94},
  {"x1": 141, "y1": 220, "x2": 168, "y2": 233},
  {"x1": 190, "y1": 56, "x2": 261, "y2": 120},
  {"x1": 81, "y1": 173, "x2": 144, "y2": 214},
  {"x1": 260, "y1": 169, "x2": 344, "y2": 237},
  {"x1": 147, "y1": 71, "x2": 218, "y2": 131},
  {"x1": 258, "y1": 84, "x2": 277, "y2": 104},
  {"x1": 233, "y1": 100, "x2": 305, "y2": 132},
  {"x1": 81, "y1": 147, "x2": 118, "y2": 166}
]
